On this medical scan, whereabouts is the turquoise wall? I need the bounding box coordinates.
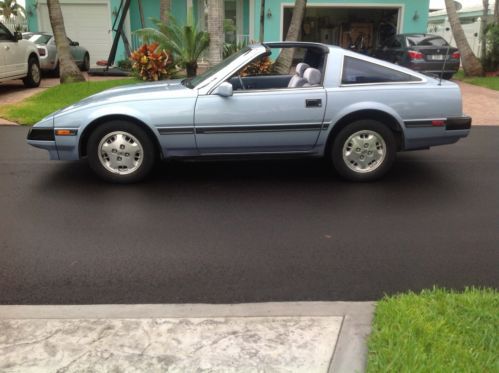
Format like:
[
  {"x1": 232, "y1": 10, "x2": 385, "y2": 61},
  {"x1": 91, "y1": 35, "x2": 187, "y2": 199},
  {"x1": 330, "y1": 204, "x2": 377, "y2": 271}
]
[{"x1": 252, "y1": 0, "x2": 430, "y2": 42}]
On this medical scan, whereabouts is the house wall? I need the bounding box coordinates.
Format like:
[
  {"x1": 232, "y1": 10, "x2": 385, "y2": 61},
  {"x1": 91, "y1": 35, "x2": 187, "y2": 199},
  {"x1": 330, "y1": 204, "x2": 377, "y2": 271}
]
[{"x1": 251, "y1": 0, "x2": 430, "y2": 42}]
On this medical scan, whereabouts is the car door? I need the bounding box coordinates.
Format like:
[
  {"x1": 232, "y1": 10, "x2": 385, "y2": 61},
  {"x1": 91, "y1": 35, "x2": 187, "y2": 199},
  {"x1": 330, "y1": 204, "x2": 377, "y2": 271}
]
[
  {"x1": 0, "y1": 24, "x2": 24, "y2": 77},
  {"x1": 194, "y1": 85, "x2": 326, "y2": 154}
]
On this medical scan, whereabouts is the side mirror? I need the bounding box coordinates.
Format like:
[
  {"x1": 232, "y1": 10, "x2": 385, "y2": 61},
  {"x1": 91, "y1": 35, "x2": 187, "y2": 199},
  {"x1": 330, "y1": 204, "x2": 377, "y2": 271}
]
[
  {"x1": 14, "y1": 32, "x2": 22, "y2": 41},
  {"x1": 70, "y1": 41, "x2": 79, "y2": 46},
  {"x1": 213, "y1": 82, "x2": 233, "y2": 97}
]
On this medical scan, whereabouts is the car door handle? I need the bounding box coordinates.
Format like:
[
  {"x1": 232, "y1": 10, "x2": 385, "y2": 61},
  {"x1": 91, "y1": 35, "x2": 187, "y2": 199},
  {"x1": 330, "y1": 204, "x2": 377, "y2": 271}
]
[{"x1": 306, "y1": 99, "x2": 322, "y2": 108}]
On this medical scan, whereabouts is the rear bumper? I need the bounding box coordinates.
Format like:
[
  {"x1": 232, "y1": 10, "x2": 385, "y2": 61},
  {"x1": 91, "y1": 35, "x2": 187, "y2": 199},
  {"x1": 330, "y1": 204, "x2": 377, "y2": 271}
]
[{"x1": 403, "y1": 116, "x2": 471, "y2": 150}]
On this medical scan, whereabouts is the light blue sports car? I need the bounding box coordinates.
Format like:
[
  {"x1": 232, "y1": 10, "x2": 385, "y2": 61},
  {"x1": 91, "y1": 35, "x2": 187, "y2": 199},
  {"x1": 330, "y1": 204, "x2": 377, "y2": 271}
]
[{"x1": 27, "y1": 42, "x2": 471, "y2": 183}]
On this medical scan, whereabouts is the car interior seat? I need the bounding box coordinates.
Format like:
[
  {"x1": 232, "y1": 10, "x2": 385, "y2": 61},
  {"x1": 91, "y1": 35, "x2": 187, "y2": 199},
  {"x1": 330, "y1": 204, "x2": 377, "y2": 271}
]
[
  {"x1": 288, "y1": 62, "x2": 310, "y2": 88},
  {"x1": 303, "y1": 68, "x2": 321, "y2": 87}
]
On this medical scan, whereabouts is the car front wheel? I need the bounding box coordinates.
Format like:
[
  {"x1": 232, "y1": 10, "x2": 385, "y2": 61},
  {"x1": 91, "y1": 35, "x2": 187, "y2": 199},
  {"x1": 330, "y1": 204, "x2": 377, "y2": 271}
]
[
  {"x1": 331, "y1": 120, "x2": 396, "y2": 181},
  {"x1": 87, "y1": 121, "x2": 155, "y2": 183},
  {"x1": 23, "y1": 56, "x2": 41, "y2": 88}
]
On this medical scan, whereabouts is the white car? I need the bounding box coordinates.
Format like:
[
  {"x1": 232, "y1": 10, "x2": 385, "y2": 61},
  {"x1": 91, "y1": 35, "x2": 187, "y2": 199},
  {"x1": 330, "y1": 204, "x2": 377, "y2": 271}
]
[{"x1": 0, "y1": 22, "x2": 41, "y2": 88}]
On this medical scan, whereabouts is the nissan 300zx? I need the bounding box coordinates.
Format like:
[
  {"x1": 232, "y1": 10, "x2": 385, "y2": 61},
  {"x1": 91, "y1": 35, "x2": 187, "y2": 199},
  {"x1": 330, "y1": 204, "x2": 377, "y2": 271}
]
[{"x1": 27, "y1": 42, "x2": 471, "y2": 183}]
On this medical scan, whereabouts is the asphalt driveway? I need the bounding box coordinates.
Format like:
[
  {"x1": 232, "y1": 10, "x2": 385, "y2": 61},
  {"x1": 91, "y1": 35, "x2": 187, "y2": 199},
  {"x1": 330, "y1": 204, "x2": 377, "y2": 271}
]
[{"x1": 0, "y1": 126, "x2": 497, "y2": 304}]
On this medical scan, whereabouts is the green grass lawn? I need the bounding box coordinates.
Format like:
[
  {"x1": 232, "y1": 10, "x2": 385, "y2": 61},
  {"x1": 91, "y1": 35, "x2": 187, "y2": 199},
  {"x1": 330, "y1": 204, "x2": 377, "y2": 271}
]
[
  {"x1": 367, "y1": 287, "x2": 498, "y2": 373},
  {"x1": 454, "y1": 70, "x2": 499, "y2": 91},
  {"x1": 0, "y1": 78, "x2": 138, "y2": 125}
]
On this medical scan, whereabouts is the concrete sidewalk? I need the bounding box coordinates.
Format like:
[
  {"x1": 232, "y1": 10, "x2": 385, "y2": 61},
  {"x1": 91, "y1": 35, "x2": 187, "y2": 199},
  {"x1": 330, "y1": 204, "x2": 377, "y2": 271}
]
[{"x1": 0, "y1": 302, "x2": 374, "y2": 373}]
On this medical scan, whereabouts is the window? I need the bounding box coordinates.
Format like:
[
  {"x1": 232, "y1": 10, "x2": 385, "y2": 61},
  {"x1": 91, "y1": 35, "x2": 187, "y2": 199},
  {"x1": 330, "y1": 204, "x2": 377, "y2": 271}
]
[
  {"x1": 342, "y1": 57, "x2": 421, "y2": 85},
  {"x1": 0, "y1": 24, "x2": 13, "y2": 41},
  {"x1": 406, "y1": 35, "x2": 448, "y2": 47},
  {"x1": 29, "y1": 34, "x2": 52, "y2": 45},
  {"x1": 228, "y1": 46, "x2": 326, "y2": 91}
]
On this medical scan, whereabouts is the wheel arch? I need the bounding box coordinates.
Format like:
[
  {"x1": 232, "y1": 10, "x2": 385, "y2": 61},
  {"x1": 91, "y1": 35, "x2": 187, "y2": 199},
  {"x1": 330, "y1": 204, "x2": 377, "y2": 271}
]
[
  {"x1": 79, "y1": 115, "x2": 163, "y2": 159},
  {"x1": 325, "y1": 109, "x2": 405, "y2": 153},
  {"x1": 28, "y1": 52, "x2": 39, "y2": 64}
]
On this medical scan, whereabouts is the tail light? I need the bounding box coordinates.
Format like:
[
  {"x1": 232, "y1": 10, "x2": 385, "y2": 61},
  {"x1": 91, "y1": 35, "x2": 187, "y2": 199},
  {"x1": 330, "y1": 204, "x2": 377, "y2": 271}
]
[
  {"x1": 408, "y1": 50, "x2": 424, "y2": 60},
  {"x1": 37, "y1": 47, "x2": 46, "y2": 57},
  {"x1": 451, "y1": 52, "x2": 461, "y2": 59}
]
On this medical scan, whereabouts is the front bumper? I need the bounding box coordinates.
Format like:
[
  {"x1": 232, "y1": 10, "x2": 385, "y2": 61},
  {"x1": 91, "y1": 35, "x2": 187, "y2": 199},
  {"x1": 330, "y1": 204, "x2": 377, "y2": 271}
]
[{"x1": 27, "y1": 127, "x2": 59, "y2": 160}]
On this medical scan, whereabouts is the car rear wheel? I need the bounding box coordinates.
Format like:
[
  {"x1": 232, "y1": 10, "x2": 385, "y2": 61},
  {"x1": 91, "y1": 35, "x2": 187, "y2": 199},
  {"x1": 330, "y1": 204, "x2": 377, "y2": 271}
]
[
  {"x1": 331, "y1": 120, "x2": 396, "y2": 181},
  {"x1": 81, "y1": 53, "x2": 90, "y2": 71},
  {"x1": 22, "y1": 57, "x2": 41, "y2": 88},
  {"x1": 442, "y1": 73, "x2": 454, "y2": 80},
  {"x1": 87, "y1": 121, "x2": 155, "y2": 183}
]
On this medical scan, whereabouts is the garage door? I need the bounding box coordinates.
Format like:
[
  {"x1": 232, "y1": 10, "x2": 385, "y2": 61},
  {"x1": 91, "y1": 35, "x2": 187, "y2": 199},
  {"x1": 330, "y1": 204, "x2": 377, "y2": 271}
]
[{"x1": 37, "y1": 1, "x2": 112, "y2": 66}]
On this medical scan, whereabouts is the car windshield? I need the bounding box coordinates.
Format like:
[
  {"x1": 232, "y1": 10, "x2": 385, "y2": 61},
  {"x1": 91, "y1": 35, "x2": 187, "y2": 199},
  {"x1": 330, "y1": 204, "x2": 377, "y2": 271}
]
[
  {"x1": 406, "y1": 35, "x2": 448, "y2": 47},
  {"x1": 29, "y1": 34, "x2": 52, "y2": 44},
  {"x1": 182, "y1": 47, "x2": 252, "y2": 89}
]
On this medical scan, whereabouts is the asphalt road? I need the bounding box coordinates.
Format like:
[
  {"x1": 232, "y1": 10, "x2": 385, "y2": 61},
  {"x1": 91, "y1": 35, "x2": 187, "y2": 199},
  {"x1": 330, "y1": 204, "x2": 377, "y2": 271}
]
[{"x1": 0, "y1": 126, "x2": 498, "y2": 304}]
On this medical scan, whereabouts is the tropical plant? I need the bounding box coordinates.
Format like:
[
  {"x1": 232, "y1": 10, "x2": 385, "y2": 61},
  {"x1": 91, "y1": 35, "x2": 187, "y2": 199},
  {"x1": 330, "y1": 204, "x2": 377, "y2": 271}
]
[
  {"x1": 240, "y1": 56, "x2": 272, "y2": 76},
  {"x1": 130, "y1": 43, "x2": 174, "y2": 81},
  {"x1": 444, "y1": 0, "x2": 483, "y2": 76},
  {"x1": 46, "y1": 0, "x2": 85, "y2": 83},
  {"x1": 0, "y1": 0, "x2": 25, "y2": 18},
  {"x1": 134, "y1": 11, "x2": 209, "y2": 77},
  {"x1": 482, "y1": 24, "x2": 499, "y2": 72},
  {"x1": 273, "y1": 0, "x2": 307, "y2": 74},
  {"x1": 223, "y1": 39, "x2": 248, "y2": 59}
]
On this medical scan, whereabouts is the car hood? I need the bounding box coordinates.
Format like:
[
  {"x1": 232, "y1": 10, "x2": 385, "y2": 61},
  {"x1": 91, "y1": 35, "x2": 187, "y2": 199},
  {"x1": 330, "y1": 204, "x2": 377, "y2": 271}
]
[{"x1": 54, "y1": 79, "x2": 197, "y2": 117}]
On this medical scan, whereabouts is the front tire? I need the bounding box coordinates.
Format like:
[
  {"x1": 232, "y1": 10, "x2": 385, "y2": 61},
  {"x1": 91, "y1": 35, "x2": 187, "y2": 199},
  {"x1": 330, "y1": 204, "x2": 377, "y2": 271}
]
[
  {"x1": 87, "y1": 121, "x2": 155, "y2": 183},
  {"x1": 22, "y1": 56, "x2": 41, "y2": 88},
  {"x1": 331, "y1": 120, "x2": 396, "y2": 182}
]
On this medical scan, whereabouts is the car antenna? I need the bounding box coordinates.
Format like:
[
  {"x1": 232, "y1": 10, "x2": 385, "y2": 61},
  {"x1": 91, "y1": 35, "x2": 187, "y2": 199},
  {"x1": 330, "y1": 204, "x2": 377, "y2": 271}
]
[{"x1": 439, "y1": 27, "x2": 454, "y2": 86}]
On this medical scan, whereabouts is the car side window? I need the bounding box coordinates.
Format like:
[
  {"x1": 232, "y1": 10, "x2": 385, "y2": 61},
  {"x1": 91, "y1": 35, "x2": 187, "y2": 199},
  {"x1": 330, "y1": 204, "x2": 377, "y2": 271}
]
[
  {"x1": 341, "y1": 56, "x2": 421, "y2": 85},
  {"x1": 391, "y1": 38, "x2": 402, "y2": 48},
  {"x1": 0, "y1": 24, "x2": 13, "y2": 41},
  {"x1": 228, "y1": 46, "x2": 325, "y2": 91}
]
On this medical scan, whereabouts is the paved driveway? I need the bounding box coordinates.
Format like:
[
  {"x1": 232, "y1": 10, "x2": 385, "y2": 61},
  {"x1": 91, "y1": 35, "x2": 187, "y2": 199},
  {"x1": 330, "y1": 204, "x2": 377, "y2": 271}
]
[
  {"x1": 0, "y1": 126, "x2": 497, "y2": 304},
  {"x1": 455, "y1": 81, "x2": 499, "y2": 125}
]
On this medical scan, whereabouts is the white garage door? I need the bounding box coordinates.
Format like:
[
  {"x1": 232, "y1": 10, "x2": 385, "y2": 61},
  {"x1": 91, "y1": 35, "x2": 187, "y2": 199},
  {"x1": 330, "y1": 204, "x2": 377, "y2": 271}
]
[{"x1": 37, "y1": 0, "x2": 112, "y2": 66}]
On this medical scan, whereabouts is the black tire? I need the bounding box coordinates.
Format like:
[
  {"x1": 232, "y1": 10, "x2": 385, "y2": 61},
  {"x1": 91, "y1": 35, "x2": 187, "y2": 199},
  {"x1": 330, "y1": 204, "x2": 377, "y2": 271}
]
[
  {"x1": 22, "y1": 56, "x2": 41, "y2": 88},
  {"x1": 87, "y1": 120, "x2": 156, "y2": 183},
  {"x1": 81, "y1": 53, "x2": 90, "y2": 72},
  {"x1": 52, "y1": 62, "x2": 60, "y2": 77},
  {"x1": 331, "y1": 120, "x2": 396, "y2": 182},
  {"x1": 442, "y1": 73, "x2": 454, "y2": 80}
]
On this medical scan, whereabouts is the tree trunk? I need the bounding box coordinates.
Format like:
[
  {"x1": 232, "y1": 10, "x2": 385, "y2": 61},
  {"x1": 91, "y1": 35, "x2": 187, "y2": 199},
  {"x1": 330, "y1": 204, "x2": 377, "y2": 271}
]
[
  {"x1": 481, "y1": 0, "x2": 489, "y2": 59},
  {"x1": 259, "y1": 0, "x2": 265, "y2": 42},
  {"x1": 273, "y1": 0, "x2": 307, "y2": 74},
  {"x1": 46, "y1": 0, "x2": 85, "y2": 83},
  {"x1": 160, "y1": 0, "x2": 171, "y2": 24},
  {"x1": 445, "y1": 0, "x2": 483, "y2": 76},
  {"x1": 494, "y1": 0, "x2": 498, "y2": 24},
  {"x1": 207, "y1": 0, "x2": 224, "y2": 66}
]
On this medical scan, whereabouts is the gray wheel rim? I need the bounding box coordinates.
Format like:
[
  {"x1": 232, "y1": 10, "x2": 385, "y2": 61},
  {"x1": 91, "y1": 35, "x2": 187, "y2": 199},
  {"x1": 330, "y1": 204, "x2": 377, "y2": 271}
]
[
  {"x1": 342, "y1": 130, "x2": 386, "y2": 173},
  {"x1": 31, "y1": 63, "x2": 40, "y2": 83},
  {"x1": 98, "y1": 131, "x2": 143, "y2": 175}
]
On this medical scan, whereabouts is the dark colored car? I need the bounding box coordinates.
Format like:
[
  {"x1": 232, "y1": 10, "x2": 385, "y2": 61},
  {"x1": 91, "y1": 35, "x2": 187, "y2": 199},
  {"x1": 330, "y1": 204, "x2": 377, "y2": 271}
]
[{"x1": 374, "y1": 33, "x2": 460, "y2": 79}]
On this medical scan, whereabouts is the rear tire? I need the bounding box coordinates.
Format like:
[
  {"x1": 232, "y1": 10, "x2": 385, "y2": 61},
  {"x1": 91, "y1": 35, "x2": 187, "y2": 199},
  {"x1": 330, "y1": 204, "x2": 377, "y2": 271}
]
[
  {"x1": 81, "y1": 53, "x2": 90, "y2": 72},
  {"x1": 87, "y1": 121, "x2": 155, "y2": 183},
  {"x1": 331, "y1": 120, "x2": 396, "y2": 182},
  {"x1": 442, "y1": 73, "x2": 454, "y2": 80},
  {"x1": 22, "y1": 57, "x2": 41, "y2": 88}
]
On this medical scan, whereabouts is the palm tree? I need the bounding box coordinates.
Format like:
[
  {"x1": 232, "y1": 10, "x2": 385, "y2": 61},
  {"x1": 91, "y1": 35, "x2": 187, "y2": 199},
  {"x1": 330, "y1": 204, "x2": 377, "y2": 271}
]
[
  {"x1": 444, "y1": 0, "x2": 483, "y2": 76},
  {"x1": 135, "y1": 12, "x2": 209, "y2": 77},
  {"x1": 160, "y1": 0, "x2": 170, "y2": 24},
  {"x1": 206, "y1": 0, "x2": 224, "y2": 66},
  {"x1": 46, "y1": 0, "x2": 86, "y2": 83},
  {"x1": 0, "y1": 0, "x2": 25, "y2": 18},
  {"x1": 481, "y1": 0, "x2": 489, "y2": 59},
  {"x1": 273, "y1": 0, "x2": 307, "y2": 74},
  {"x1": 259, "y1": 0, "x2": 265, "y2": 42}
]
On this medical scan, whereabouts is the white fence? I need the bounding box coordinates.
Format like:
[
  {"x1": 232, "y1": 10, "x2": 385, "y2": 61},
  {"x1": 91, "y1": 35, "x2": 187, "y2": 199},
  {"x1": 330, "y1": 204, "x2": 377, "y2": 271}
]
[{"x1": 0, "y1": 16, "x2": 28, "y2": 33}]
